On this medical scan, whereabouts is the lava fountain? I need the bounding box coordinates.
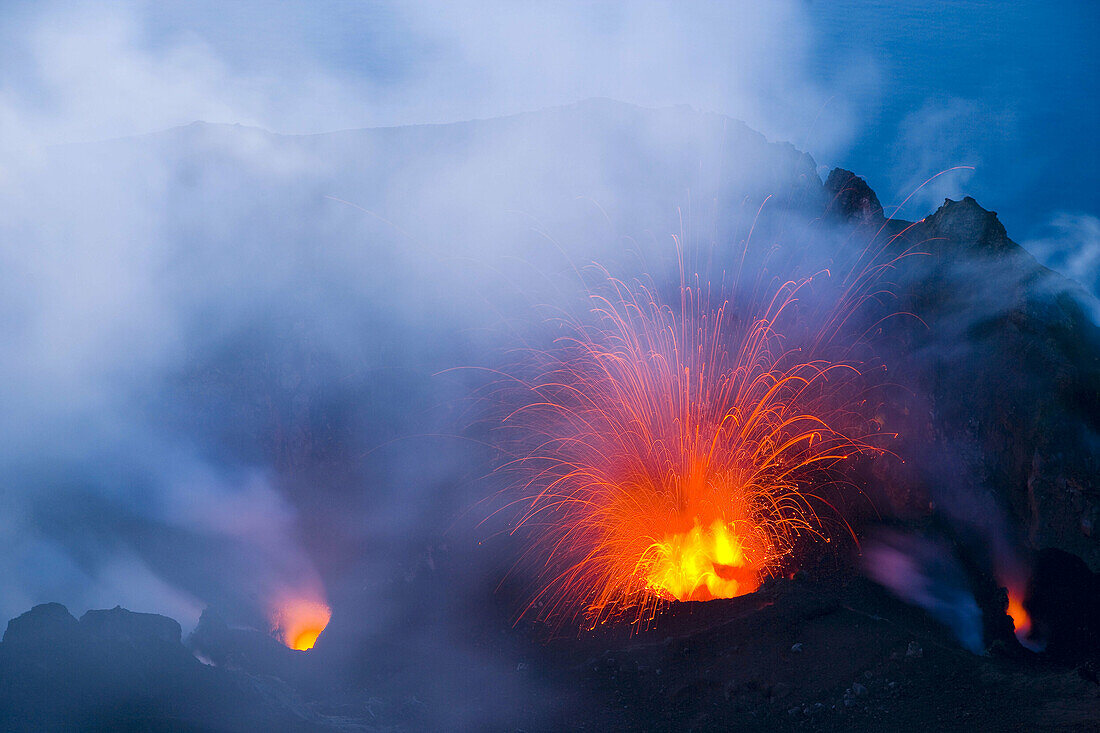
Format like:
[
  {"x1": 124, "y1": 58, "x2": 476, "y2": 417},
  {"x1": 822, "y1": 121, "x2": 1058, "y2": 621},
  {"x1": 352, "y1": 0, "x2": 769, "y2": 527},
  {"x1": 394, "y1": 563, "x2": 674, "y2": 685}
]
[
  {"x1": 271, "y1": 595, "x2": 332, "y2": 651},
  {"x1": 499, "y1": 250, "x2": 895, "y2": 628}
]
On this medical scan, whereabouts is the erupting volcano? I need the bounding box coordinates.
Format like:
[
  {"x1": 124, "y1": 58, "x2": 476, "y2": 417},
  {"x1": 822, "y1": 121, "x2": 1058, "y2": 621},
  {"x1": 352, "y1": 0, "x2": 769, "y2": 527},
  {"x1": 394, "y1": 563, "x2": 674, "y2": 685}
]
[{"x1": 503, "y1": 246, "x2": 895, "y2": 628}]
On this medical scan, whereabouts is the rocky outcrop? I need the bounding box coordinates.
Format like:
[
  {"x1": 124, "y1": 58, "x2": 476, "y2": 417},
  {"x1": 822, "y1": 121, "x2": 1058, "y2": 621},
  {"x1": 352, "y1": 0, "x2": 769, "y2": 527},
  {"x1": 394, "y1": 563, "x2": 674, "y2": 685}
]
[
  {"x1": 0, "y1": 603, "x2": 323, "y2": 731},
  {"x1": 80, "y1": 605, "x2": 183, "y2": 646},
  {"x1": 2, "y1": 603, "x2": 81, "y2": 646},
  {"x1": 826, "y1": 174, "x2": 1100, "y2": 574},
  {"x1": 188, "y1": 607, "x2": 306, "y2": 681},
  {"x1": 920, "y1": 196, "x2": 1014, "y2": 255},
  {"x1": 824, "y1": 168, "x2": 885, "y2": 224}
]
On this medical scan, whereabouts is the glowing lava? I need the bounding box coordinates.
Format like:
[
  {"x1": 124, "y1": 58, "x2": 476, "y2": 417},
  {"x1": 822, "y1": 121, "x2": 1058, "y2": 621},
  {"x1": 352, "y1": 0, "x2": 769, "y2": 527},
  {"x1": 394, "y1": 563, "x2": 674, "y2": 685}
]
[
  {"x1": 645, "y1": 517, "x2": 761, "y2": 601},
  {"x1": 501, "y1": 262, "x2": 889, "y2": 628},
  {"x1": 1007, "y1": 592, "x2": 1030, "y2": 639},
  {"x1": 1005, "y1": 585, "x2": 1044, "y2": 651},
  {"x1": 271, "y1": 597, "x2": 331, "y2": 651}
]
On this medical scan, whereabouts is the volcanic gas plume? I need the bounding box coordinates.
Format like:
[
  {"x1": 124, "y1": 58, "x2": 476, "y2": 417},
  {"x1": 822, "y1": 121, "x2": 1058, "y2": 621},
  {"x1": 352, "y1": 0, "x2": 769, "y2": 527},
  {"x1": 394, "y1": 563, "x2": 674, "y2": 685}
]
[
  {"x1": 271, "y1": 594, "x2": 332, "y2": 651},
  {"x1": 501, "y1": 239, "x2": 900, "y2": 628}
]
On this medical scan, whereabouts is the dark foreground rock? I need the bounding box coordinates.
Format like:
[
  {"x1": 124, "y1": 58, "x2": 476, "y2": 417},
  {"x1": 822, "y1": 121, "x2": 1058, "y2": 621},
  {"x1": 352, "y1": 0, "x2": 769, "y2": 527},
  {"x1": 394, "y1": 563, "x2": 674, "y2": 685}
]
[
  {"x1": 3, "y1": 577, "x2": 1097, "y2": 732},
  {"x1": 538, "y1": 574, "x2": 1100, "y2": 732},
  {"x1": 0, "y1": 603, "x2": 333, "y2": 731}
]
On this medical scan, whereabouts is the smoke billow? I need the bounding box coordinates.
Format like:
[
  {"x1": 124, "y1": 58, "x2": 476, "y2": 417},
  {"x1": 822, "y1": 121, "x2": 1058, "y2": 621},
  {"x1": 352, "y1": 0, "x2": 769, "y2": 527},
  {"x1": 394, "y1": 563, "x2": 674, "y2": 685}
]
[{"x1": 0, "y1": 0, "x2": 884, "y2": 633}]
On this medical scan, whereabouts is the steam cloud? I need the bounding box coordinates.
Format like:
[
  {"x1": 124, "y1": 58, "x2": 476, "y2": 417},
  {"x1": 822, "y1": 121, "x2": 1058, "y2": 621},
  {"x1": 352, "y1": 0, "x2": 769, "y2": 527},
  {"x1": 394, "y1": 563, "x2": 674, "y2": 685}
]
[{"x1": 0, "y1": 0, "x2": 880, "y2": 632}]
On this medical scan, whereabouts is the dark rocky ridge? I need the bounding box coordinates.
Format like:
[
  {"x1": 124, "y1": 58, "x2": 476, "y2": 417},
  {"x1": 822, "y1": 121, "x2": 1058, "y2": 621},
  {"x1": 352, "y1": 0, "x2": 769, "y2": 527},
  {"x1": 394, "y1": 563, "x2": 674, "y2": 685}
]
[
  {"x1": 823, "y1": 169, "x2": 1100, "y2": 573},
  {"x1": 3, "y1": 576, "x2": 1097, "y2": 732},
  {"x1": 0, "y1": 603, "x2": 327, "y2": 731},
  {"x1": 824, "y1": 168, "x2": 885, "y2": 224}
]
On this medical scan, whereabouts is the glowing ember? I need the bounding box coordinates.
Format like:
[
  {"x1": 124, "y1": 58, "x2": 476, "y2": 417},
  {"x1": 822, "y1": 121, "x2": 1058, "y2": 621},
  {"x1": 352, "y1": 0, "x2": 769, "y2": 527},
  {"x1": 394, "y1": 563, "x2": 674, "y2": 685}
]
[
  {"x1": 501, "y1": 260, "x2": 888, "y2": 628},
  {"x1": 271, "y1": 598, "x2": 331, "y2": 651}
]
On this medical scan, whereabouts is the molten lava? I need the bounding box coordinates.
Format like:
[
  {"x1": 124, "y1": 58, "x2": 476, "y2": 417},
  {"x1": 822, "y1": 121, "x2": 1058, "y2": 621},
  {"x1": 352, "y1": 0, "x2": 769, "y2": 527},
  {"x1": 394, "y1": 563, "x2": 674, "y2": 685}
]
[
  {"x1": 646, "y1": 517, "x2": 761, "y2": 601},
  {"x1": 502, "y1": 263, "x2": 888, "y2": 628},
  {"x1": 1005, "y1": 585, "x2": 1044, "y2": 651},
  {"x1": 1007, "y1": 592, "x2": 1030, "y2": 639},
  {"x1": 272, "y1": 597, "x2": 331, "y2": 651}
]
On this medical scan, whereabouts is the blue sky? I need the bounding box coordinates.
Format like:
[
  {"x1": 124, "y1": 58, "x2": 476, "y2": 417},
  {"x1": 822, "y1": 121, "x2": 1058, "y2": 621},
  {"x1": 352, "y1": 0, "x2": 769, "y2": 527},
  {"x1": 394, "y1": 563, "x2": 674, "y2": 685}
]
[{"x1": 809, "y1": 1, "x2": 1099, "y2": 235}]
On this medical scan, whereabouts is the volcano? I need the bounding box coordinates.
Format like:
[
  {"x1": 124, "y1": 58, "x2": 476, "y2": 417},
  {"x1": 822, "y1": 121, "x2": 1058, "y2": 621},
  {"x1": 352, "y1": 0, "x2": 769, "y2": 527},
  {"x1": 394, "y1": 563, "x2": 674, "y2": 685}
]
[{"x1": 2, "y1": 103, "x2": 1098, "y2": 731}]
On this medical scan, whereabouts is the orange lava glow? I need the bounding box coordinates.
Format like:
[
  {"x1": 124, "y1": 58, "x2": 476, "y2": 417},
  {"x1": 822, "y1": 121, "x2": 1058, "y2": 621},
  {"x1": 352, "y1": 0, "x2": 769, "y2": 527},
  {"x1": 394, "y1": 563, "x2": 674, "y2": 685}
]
[
  {"x1": 645, "y1": 517, "x2": 761, "y2": 601},
  {"x1": 502, "y1": 259, "x2": 890, "y2": 628},
  {"x1": 1006, "y1": 587, "x2": 1032, "y2": 644},
  {"x1": 271, "y1": 598, "x2": 331, "y2": 651}
]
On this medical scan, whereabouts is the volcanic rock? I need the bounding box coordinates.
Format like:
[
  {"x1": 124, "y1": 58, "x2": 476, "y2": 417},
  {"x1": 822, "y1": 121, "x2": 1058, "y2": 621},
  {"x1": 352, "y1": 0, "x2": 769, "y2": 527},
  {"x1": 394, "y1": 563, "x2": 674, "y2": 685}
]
[
  {"x1": 831, "y1": 185, "x2": 1100, "y2": 584},
  {"x1": 1027, "y1": 548, "x2": 1100, "y2": 662},
  {"x1": 540, "y1": 574, "x2": 1100, "y2": 731},
  {"x1": 2, "y1": 603, "x2": 81, "y2": 646},
  {"x1": 921, "y1": 196, "x2": 1013, "y2": 255},
  {"x1": 80, "y1": 605, "x2": 183, "y2": 646},
  {"x1": 188, "y1": 607, "x2": 301, "y2": 674},
  {"x1": 0, "y1": 603, "x2": 324, "y2": 731},
  {"x1": 824, "y1": 168, "x2": 885, "y2": 223}
]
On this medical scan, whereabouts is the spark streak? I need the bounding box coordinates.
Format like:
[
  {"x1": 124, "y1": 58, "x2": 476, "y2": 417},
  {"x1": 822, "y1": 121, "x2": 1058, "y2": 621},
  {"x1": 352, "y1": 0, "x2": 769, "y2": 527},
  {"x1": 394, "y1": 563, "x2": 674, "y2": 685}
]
[{"x1": 500, "y1": 251, "x2": 891, "y2": 628}]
